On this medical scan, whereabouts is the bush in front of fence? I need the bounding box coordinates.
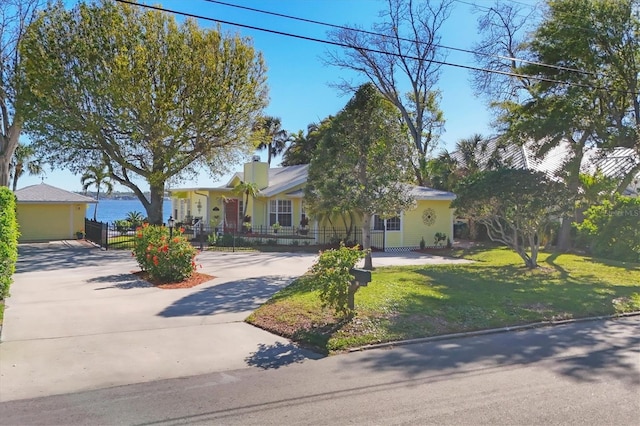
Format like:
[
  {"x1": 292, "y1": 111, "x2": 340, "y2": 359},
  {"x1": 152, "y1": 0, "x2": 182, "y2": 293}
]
[
  {"x1": 310, "y1": 243, "x2": 366, "y2": 318},
  {"x1": 132, "y1": 224, "x2": 198, "y2": 282},
  {"x1": 0, "y1": 187, "x2": 20, "y2": 299}
]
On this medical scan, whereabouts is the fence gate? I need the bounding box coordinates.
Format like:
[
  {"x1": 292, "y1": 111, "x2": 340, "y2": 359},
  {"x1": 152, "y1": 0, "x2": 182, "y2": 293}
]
[{"x1": 85, "y1": 219, "x2": 107, "y2": 248}]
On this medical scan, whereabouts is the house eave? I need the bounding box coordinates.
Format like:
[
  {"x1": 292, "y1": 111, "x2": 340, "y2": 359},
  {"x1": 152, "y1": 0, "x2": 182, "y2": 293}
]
[{"x1": 17, "y1": 200, "x2": 97, "y2": 204}]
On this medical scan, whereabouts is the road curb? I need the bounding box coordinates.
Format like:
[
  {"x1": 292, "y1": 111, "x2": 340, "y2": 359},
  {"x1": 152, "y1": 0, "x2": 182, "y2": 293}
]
[{"x1": 348, "y1": 311, "x2": 640, "y2": 353}]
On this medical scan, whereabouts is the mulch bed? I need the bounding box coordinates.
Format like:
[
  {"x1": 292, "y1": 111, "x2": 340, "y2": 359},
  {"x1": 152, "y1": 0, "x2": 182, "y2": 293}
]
[{"x1": 132, "y1": 271, "x2": 215, "y2": 289}]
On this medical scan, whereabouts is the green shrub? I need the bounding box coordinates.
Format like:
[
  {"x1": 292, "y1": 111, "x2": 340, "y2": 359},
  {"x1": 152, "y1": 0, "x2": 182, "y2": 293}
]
[
  {"x1": 309, "y1": 243, "x2": 366, "y2": 317},
  {"x1": 0, "y1": 188, "x2": 20, "y2": 298},
  {"x1": 132, "y1": 224, "x2": 198, "y2": 282},
  {"x1": 114, "y1": 219, "x2": 132, "y2": 235},
  {"x1": 575, "y1": 196, "x2": 640, "y2": 263},
  {"x1": 125, "y1": 211, "x2": 145, "y2": 228}
]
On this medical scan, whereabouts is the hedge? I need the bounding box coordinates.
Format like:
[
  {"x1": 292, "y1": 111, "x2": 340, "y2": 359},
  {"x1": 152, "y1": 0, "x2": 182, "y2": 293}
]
[{"x1": 0, "y1": 187, "x2": 20, "y2": 299}]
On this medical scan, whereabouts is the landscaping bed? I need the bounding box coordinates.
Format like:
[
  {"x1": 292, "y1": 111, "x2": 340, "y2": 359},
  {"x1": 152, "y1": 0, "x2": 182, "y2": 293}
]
[{"x1": 246, "y1": 246, "x2": 640, "y2": 354}]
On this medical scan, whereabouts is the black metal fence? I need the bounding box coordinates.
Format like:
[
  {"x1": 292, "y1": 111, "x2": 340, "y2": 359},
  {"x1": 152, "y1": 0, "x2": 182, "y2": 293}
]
[
  {"x1": 85, "y1": 219, "x2": 108, "y2": 248},
  {"x1": 85, "y1": 219, "x2": 384, "y2": 251}
]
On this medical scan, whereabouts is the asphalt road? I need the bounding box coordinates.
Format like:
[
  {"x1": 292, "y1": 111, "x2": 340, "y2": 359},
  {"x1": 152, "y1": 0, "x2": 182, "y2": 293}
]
[{"x1": 1, "y1": 316, "x2": 638, "y2": 425}]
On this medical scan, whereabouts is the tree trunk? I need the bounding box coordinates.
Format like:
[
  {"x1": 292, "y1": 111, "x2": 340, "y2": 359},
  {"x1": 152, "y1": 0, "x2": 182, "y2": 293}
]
[
  {"x1": 93, "y1": 188, "x2": 100, "y2": 221},
  {"x1": 147, "y1": 183, "x2": 165, "y2": 225},
  {"x1": 557, "y1": 145, "x2": 584, "y2": 251},
  {"x1": 528, "y1": 233, "x2": 539, "y2": 269},
  {"x1": 11, "y1": 165, "x2": 20, "y2": 191},
  {"x1": 556, "y1": 216, "x2": 573, "y2": 252},
  {"x1": 0, "y1": 153, "x2": 12, "y2": 188},
  {"x1": 0, "y1": 122, "x2": 22, "y2": 188},
  {"x1": 362, "y1": 213, "x2": 373, "y2": 270}
]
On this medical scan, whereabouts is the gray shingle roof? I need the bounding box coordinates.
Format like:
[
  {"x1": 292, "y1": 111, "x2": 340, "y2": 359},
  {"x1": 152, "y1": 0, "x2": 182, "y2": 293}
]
[
  {"x1": 175, "y1": 163, "x2": 455, "y2": 200},
  {"x1": 15, "y1": 183, "x2": 97, "y2": 204}
]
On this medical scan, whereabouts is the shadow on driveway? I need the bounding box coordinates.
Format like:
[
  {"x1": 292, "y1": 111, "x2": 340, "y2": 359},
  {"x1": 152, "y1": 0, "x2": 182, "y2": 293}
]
[
  {"x1": 158, "y1": 276, "x2": 292, "y2": 317},
  {"x1": 17, "y1": 243, "x2": 131, "y2": 273},
  {"x1": 88, "y1": 273, "x2": 154, "y2": 290}
]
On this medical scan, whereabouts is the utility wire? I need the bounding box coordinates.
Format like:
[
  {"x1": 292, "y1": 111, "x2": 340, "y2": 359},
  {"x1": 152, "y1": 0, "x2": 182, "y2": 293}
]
[
  {"x1": 202, "y1": 0, "x2": 594, "y2": 77},
  {"x1": 113, "y1": 0, "x2": 634, "y2": 96}
]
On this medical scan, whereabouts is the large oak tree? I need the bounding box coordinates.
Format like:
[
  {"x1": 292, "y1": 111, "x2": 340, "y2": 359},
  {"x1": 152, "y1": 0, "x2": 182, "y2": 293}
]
[{"x1": 21, "y1": 0, "x2": 268, "y2": 223}]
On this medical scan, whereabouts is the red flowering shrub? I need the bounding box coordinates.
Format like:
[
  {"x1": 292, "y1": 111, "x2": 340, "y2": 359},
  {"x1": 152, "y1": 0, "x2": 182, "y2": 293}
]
[{"x1": 132, "y1": 224, "x2": 198, "y2": 282}]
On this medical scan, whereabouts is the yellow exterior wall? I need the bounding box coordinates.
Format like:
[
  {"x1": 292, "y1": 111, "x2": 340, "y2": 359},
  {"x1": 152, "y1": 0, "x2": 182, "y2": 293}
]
[
  {"x1": 402, "y1": 200, "x2": 454, "y2": 248},
  {"x1": 17, "y1": 203, "x2": 88, "y2": 242},
  {"x1": 170, "y1": 188, "x2": 455, "y2": 250}
]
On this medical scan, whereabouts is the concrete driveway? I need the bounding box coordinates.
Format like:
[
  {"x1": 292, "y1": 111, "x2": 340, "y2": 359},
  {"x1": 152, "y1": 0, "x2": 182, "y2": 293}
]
[{"x1": 0, "y1": 242, "x2": 471, "y2": 402}]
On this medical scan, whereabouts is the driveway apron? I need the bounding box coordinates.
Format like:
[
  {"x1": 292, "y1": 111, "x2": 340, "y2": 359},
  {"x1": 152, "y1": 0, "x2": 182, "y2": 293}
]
[{"x1": 0, "y1": 242, "x2": 321, "y2": 402}]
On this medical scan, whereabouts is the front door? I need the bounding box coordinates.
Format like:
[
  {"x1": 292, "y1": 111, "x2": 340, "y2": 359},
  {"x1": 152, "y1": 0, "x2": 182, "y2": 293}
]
[{"x1": 224, "y1": 199, "x2": 240, "y2": 233}]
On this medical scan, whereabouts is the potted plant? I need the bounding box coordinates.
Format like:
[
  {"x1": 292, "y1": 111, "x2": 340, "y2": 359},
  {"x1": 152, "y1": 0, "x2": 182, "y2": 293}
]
[
  {"x1": 76, "y1": 230, "x2": 84, "y2": 239},
  {"x1": 272, "y1": 222, "x2": 281, "y2": 234},
  {"x1": 434, "y1": 232, "x2": 447, "y2": 246},
  {"x1": 299, "y1": 216, "x2": 309, "y2": 235}
]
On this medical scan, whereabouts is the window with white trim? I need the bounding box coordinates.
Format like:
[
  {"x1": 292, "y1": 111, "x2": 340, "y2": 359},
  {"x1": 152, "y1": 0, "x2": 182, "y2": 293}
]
[
  {"x1": 386, "y1": 216, "x2": 401, "y2": 231},
  {"x1": 373, "y1": 214, "x2": 401, "y2": 231},
  {"x1": 269, "y1": 199, "x2": 292, "y2": 226}
]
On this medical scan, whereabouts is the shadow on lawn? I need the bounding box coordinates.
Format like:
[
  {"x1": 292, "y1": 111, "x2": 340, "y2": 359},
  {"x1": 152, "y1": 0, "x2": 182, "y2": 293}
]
[
  {"x1": 583, "y1": 256, "x2": 640, "y2": 271},
  {"x1": 343, "y1": 260, "x2": 640, "y2": 385},
  {"x1": 157, "y1": 276, "x2": 293, "y2": 317},
  {"x1": 412, "y1": 265, "x2": 639, "y2": 325},
  {"x1": 337, "y1": 316, "x2": 640, "y2": 386}
]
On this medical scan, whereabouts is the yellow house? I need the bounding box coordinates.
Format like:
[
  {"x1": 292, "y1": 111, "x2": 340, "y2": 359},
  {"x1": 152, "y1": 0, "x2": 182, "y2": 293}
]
[
  {"x1": 169, "y1": 159, "x2": 456, "y2": 251},
  {"x1": 15, "y1": 183, "x2": 96, "y2": 242}
]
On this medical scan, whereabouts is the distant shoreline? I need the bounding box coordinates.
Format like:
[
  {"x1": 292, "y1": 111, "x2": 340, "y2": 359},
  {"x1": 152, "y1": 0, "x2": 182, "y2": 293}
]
[{"x1": 76, "y1": 192, "x2": 171, "y2": 201}]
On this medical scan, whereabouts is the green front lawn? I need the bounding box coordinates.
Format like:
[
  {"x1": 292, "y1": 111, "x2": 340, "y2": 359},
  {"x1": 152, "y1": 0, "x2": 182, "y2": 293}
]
[{"x1": 246, "y1": 247, "x2": 640, "y2": 354}]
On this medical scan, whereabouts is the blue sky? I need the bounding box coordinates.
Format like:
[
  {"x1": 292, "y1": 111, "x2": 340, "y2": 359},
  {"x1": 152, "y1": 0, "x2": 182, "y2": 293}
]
[{"x1": 19, "y1": 0, "x2": 539, "y2": 191}]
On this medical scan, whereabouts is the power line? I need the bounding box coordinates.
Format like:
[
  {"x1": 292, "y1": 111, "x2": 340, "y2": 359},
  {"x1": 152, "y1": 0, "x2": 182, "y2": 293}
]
[
  {"x1": 113, "y1": 0, "x2": 633, "y2": 96},
  {"x1": 201, "y1": 0, "x2": 594, "y2": 77}
]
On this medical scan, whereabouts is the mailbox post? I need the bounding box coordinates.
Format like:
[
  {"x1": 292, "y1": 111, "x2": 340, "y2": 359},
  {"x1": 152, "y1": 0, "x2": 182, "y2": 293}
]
[{"x1": 348, "y1": 268, "x2": 372, "y2": 310}]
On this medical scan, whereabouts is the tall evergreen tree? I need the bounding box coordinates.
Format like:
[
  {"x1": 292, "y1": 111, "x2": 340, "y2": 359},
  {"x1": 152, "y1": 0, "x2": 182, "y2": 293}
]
[{"x1": 306, "y1": 83, "x2": 414, "y2": 270}]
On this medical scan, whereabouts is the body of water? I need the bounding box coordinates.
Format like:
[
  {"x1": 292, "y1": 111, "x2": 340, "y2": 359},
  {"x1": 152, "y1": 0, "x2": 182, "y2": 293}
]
[{"x1": 88, "y1": 199, "x2": 172, "y2": 224}]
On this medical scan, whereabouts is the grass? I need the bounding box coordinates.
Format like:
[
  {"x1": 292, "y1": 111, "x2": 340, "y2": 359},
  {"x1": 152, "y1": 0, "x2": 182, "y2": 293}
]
[{"x1": 246, "y1": 246, "x2": 640, "y2": 354}]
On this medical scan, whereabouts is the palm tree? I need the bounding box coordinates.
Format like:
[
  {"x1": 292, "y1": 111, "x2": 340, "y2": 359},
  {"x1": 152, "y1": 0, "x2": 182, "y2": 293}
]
[
  {"x1": 10, "y1": 143, "x2": 43, "y2": 191},
  {"x1": 281, "y1": 121, "x2": 328, "y2": 166},
  {"x1": 254, "y1": 116, "x2": 291, "y2": 165},
  {"x1": 454, "y1": 134, "x2": 485, "y2": 176},
  {"x1": 81, "y1": 165, "x2": 114, "y2": 221},
  {"x1": 232, "y1": 181, "x2": 261, "y2": 219}
]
